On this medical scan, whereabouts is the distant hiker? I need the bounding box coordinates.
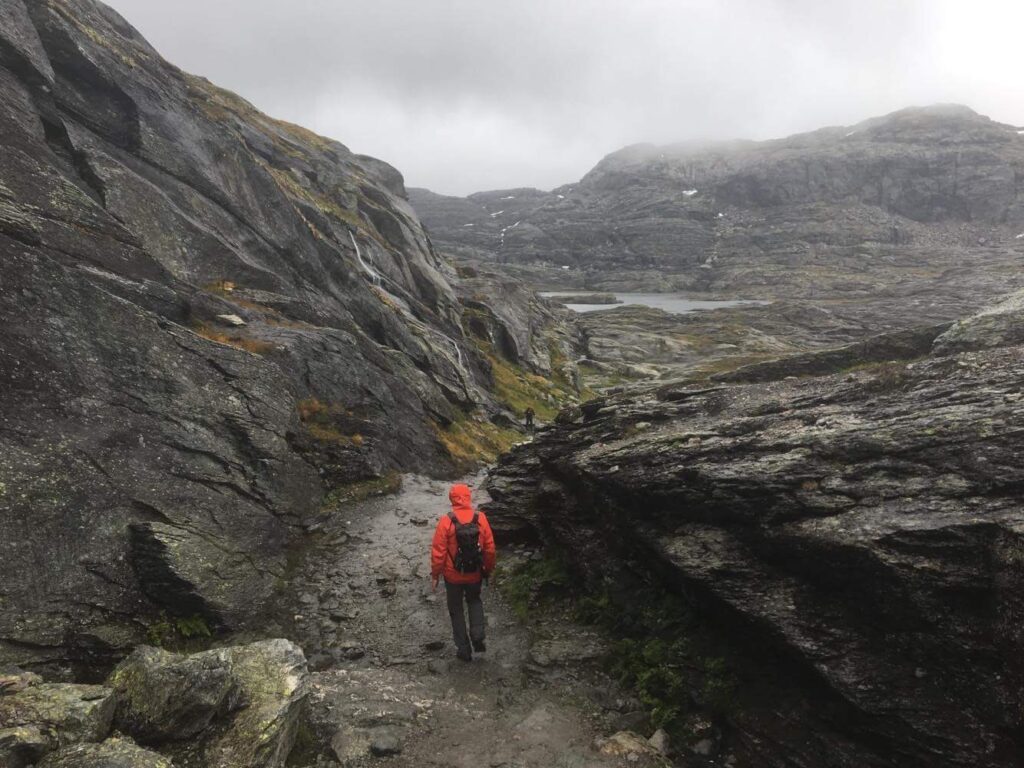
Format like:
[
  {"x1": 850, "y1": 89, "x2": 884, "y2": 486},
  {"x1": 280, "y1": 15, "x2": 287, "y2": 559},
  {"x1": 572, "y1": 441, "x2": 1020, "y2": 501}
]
[
  {"x1": 524, "y1": 407, "x2": 535, "y2": 431},
  {"x1": 430, "y1": 484, "x2": 497, "y2": 661}
]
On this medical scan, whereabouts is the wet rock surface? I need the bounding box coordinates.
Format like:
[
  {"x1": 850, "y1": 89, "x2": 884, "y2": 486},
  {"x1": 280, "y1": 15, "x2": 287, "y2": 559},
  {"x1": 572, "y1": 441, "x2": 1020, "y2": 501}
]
[
  {"x1": 277, "y1": 474, "x2": 648, "y2": 768},
  {"x1": 107, "y1": 646, "x2": 243, "y2": 743},
  {"x1": 0, "y1": 682, "x2": 115, "y2": 764},
  {"x1": 198, "y1": 640, "x2": 307, "y2": 768},
  {"x1": 485, "y1": 323, "x2": 1024, "y2": 766},
  {"x1": 0, "y1": 0, "x2": 579, "y2": 673}
]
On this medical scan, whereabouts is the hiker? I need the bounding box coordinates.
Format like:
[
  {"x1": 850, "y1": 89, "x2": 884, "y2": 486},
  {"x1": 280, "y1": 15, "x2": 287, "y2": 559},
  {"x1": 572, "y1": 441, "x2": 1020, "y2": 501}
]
[
  {"x1": 430, "y1": 484, "x2": 496, "y2": 661},
  {"x1": 524, "y1": 407, "x2": 535, "y2": 431}
]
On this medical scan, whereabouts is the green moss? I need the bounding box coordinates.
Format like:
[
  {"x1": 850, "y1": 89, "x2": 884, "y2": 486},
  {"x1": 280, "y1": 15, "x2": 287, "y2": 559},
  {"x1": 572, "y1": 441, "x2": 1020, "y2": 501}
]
[
  {"x1": 495, "y1": 552, "x2": 572, "y2": 620},
  {"x1": 145, "y1": 613, "x2": 213, "y2": 650},
  {"x1": 321, "y1": 472, "x2": 402, "y2": 511},
  {"x1": 501, "y1": 557, "x2": 740, "y2": 742},
  {"x1": 690, "y1": 353, "x2": 778, "y2": 380},
  {"x1": 432, "y1": 417, "x2": 521, "y2": 470},
  {"x1": 584, "y1": 587, "x2": 739, "y2": 738},
  {"x1": 265, "y1": 165, "x2": 363, "y2": 230},
  {"x1": 296, "y1": 397, "x2": 364, "y2": 446},
  {"x1": 481, "y1": 345, "x2": 575, "y2": 420}
]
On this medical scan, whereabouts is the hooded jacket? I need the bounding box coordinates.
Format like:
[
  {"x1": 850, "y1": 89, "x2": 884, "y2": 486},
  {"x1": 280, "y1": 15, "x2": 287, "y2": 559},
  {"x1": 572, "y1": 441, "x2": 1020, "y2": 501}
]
[{"x1": 431, "y1": 484, "x2": 497, "y2": 584}]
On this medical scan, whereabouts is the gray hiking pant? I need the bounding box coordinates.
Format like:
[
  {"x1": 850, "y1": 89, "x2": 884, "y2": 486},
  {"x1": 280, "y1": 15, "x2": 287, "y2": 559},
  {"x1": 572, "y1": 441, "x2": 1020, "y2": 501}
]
[{"x1": 445, "y1": 580, "x2": 485, "y2": 653}]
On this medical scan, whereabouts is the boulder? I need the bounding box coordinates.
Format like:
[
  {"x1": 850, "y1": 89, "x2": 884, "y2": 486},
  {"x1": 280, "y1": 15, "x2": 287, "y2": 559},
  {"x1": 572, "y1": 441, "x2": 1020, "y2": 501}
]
[
  {"x1": 107, "y1": 645, "x2": 242, "y2": 742},
  {"x1": 595, "y1": 730, "x2": 661, "y2": 761},
  {"x1": 0, "y1": 725, "x2": 49, "y2": 768},
  {"x1": 0, "y1": 683, "x2": 115, "y2": 765},
  {"x1": 647, "y1": 728, "x2": 671, "y2": 756},
  {"x1": 105, "y1": 640, "x2": 306, "y2": 767},
  {"x1": 933, "y1": 289, "x2": 1024, "y2": 355},
  {"x1": 37, "y1": 738, "x2": 172, "y2": 767},
  {"x1": 202, "y1": 639, "x2": 307, "y2": 768}
]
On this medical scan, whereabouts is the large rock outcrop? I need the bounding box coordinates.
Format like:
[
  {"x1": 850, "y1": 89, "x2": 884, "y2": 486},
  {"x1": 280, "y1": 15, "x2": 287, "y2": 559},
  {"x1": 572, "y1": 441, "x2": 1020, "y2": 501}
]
[
  {"x1": 485, "y1": 306, "x2": 1024, "y2": 766},
  {"x1": 0, "y1": 0, "x2": 579, "y2": 673}
]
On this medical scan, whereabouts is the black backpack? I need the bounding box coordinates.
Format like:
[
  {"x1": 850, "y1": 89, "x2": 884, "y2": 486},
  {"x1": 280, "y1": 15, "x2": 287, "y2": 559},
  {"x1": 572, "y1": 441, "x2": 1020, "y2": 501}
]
[{"x1": 449, "y1": 512, "x2": 483, "y2": 573}]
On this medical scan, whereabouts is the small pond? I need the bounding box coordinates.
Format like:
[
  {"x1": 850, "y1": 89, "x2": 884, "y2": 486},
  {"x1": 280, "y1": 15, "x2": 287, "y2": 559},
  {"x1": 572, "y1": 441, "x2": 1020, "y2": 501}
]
[{"x1": 541, "y1": 292, "x2": 767, "y2": 315}]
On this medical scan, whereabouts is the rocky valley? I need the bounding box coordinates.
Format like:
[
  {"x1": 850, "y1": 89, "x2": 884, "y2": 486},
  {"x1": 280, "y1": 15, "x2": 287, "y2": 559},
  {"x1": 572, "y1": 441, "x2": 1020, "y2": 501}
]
[
  {"x1": 412, "y1": 105, "x2": 1024, "y2": 384},
  {"x1": 2, "y1": 0, "x2": 1024, "y2": 767},
  {"x1": 0, "y1": 0, "x2": 581, "y2": 679}
]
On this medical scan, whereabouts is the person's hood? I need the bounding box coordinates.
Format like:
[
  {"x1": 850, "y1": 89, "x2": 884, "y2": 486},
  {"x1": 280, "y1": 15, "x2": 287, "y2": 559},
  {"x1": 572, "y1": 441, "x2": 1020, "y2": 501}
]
[{"x1": 449, "y1": 484, "x2": 474, "y2": 516}]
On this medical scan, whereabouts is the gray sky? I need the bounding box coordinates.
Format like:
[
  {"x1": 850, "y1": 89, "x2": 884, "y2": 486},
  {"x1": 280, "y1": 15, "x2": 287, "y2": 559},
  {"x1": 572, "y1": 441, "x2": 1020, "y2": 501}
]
[{"x1": 106, "y1": 0, "x2": 1024, "y2": 196}]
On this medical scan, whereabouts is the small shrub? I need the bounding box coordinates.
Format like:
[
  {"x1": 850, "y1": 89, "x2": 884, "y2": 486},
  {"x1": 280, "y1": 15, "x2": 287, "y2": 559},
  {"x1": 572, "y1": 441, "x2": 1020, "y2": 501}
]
[
  {"x1": 865, "y1": 361, "x2": 911, "y2": 393},
  {"x1": 432, "y1": 417, "x2": 519, "y2": 469},
  {"x1": 192, "y1": 322, "x2": 275, "y2": 355},
  {"x1": 297, "y1": 398, "x2": 363, "y2": 445},
  {"x1": 495, "y1": 553, "x2": 572, "y2": 620},
  {"x1": 321, "y1": 472, "x2": 402, "y2": 511},
  {"x1": 146, "y1": 613, "x2": 213, "y2": 650}
]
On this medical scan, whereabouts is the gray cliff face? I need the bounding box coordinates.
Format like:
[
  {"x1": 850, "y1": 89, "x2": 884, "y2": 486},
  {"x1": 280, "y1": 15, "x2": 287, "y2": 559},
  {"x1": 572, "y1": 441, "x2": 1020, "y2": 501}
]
[
  {"x1": 484, "y1": 302, "x2": 1024, "y2": 767},
  {"x1": 0, "y1": 0, "x2": 578, "y2": 673},
  {"x1": 411, "y1": 105, "x2": 1024, "y2": 295}
]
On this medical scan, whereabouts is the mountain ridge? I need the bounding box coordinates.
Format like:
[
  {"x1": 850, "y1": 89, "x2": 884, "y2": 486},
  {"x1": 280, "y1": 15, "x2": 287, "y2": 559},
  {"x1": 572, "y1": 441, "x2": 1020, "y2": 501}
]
[{"x1": 410, "y1": 103, "x2": 1024, "y2": 296}]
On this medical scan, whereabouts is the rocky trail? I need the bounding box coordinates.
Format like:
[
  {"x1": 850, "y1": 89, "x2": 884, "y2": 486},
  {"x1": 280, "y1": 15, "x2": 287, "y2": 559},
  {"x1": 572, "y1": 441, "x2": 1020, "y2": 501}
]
[{"x1": 274, "y1": 474, "x2": 659, "y2": 768}]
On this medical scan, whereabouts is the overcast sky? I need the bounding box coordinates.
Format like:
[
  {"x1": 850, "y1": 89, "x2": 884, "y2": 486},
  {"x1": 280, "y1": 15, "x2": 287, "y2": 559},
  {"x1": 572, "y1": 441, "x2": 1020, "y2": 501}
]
[{"x1": 106, "y1": 0, "x2": 1024, "y2": 196}]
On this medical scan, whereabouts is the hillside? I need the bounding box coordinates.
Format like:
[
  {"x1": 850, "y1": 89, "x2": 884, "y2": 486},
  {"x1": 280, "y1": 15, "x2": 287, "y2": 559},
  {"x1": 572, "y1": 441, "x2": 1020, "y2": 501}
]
[
  {"x1": 0, "y1": 0, "x2": 580, "y2": 674},
  {"x1": 411, "y1": 105, "x2": 1024, "y2": 297}
]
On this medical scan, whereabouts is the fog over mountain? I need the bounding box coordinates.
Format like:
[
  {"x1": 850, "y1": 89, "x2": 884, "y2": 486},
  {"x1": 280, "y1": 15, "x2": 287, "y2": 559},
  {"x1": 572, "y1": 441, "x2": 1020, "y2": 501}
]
[{"x1": 104, "y1": 0, "x2": 1024, "y2": 195}]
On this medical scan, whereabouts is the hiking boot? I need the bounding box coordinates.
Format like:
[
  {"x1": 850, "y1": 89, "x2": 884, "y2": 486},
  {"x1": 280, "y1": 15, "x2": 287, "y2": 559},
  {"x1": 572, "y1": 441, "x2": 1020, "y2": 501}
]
[
  {"x1": 472, "y1": 639, "x2": 486, "y2": 653},
  {"x1": 456, "y1": 648, "x2": 472, "y2": 662}
]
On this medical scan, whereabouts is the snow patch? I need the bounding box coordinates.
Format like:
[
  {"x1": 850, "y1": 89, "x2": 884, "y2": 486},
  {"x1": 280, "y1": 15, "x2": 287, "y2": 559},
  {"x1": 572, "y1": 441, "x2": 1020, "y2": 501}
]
[
  {"x1": 716, "y1": 212, "x2": 725, "y2": 219},
  {"x1": 1016, "y1": 233, "x2": 1024, "y2": 239},
  {"x1": 462, "y1": 223, "x2": 475, "y2": 227},
  {"x1": 1017, "y1": 129, "x2": 1024, "y2": 135},
  {"x1": 556, "y1": 194, "x2": 565, "y2": 199},
  {"x1": 501, "y1": 195, "x2": 516, "y2": 200},
  {"x1": 845, "y1": 130, "x2": 857, "y2": 137},
  {"x1": 561, "y1": 265, "x2": 571, "y2": 270},
  {"x1": 682, "y1": 189, "x2": 698, "y2": 197},
  {"x1": 489, "y1": 210, "x2": 504, "y2": 217}
]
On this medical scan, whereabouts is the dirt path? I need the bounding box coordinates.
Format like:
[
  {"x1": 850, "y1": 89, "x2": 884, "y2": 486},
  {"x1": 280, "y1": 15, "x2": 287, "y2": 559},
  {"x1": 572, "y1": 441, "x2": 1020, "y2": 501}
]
[{"x1": 277, "y1": 474, "x2": 654, "y2": 768}]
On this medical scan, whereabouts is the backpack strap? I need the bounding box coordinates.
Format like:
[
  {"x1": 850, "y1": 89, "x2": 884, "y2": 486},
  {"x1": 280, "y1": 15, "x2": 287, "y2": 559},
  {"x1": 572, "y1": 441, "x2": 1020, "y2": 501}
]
[
  {"x1": 471, "y1": 513, "x2": 479, "y2": 526},
  {"x1": 448, "y1": 510, "x2": 460, "y2": 529}
]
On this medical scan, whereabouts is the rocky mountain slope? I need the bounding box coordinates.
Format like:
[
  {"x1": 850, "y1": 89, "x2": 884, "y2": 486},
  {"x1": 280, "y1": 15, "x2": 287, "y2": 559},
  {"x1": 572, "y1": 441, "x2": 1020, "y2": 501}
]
[
  {"x1": 484, "y1": 297, "x2": 1024, "y2": 767},
  {"x1": 411, "y1": 105, "x2": 1024, "y2": 296},
  {"x1": 0, "y1": 0, "x2": 580, "y2": 675}
]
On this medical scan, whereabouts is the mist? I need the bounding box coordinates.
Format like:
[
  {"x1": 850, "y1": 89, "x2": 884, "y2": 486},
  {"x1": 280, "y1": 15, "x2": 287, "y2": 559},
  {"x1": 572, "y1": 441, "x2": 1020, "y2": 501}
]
[{"x1": 105, "y1": 0, "x2": 1024, "y2": 195}]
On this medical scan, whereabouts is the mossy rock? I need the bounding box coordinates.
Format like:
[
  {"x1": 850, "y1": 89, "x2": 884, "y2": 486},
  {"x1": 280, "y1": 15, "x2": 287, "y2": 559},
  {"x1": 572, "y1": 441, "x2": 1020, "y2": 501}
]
[
  {"x1": 202, "y1": 639, "x2": 308, "y2": 768},
  {"x1": 38, "y1": 737, "x2": 172, "y2": 767},
  {"x1": 107, "y1": 645, "x2": 242, "y2": 743},
  {"x1": 0, "y1": 683, "x2": 115, "y2": 762}
]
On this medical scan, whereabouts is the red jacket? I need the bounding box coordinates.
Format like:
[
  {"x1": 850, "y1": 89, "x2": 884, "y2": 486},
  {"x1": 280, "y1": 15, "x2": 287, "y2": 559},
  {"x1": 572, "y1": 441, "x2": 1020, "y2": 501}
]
[{"x1": 431, "y1": 484, "x2": 496, "y2": 584}]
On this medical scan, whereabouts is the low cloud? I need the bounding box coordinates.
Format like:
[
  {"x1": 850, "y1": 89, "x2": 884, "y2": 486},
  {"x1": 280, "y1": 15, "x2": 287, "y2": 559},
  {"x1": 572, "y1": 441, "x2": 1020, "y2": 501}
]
[{"x1": 107, "y1": 0, "x2": 1024, "y2": 195}]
